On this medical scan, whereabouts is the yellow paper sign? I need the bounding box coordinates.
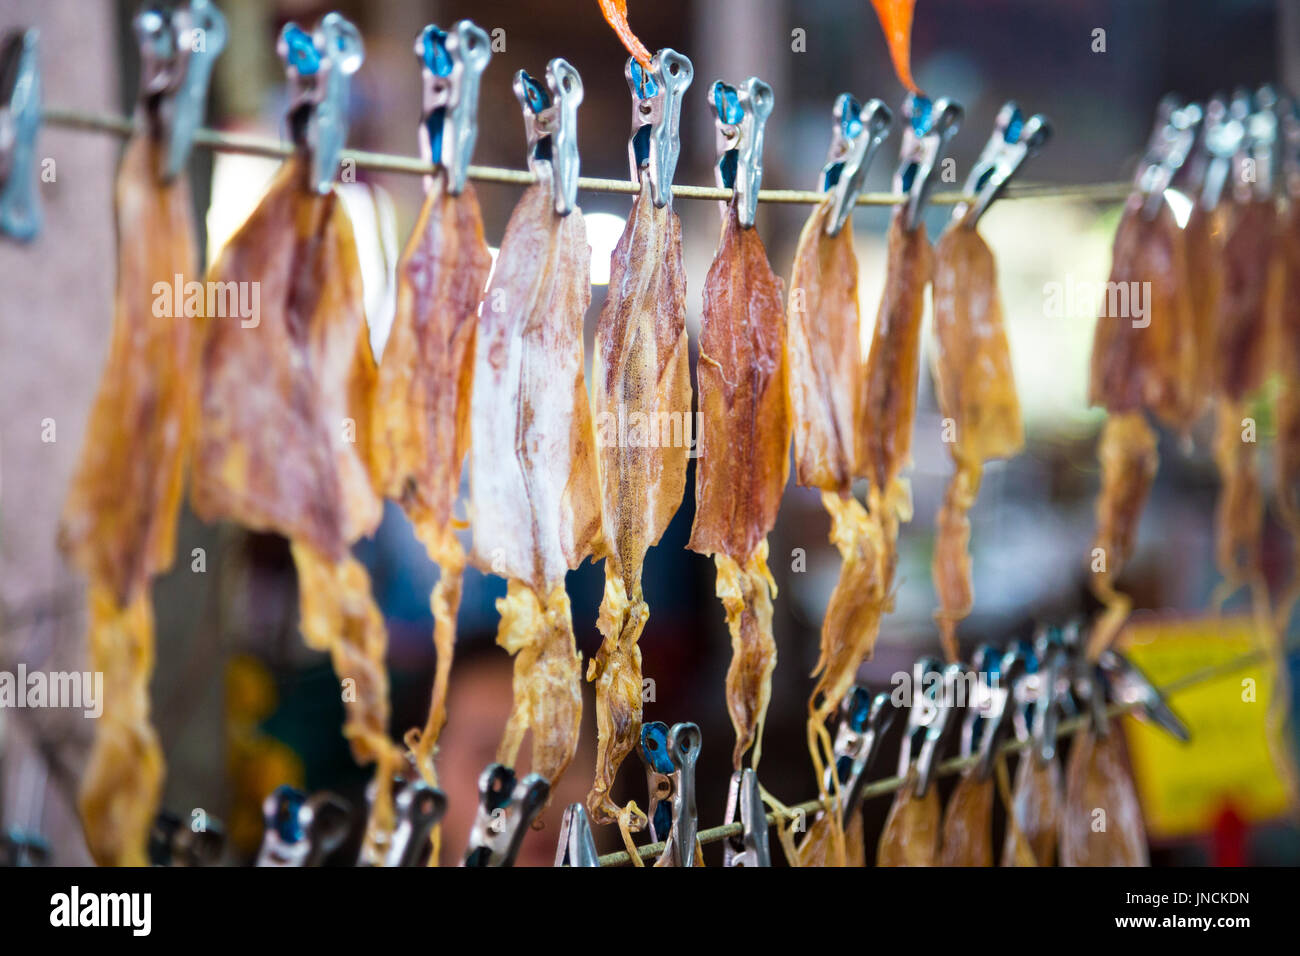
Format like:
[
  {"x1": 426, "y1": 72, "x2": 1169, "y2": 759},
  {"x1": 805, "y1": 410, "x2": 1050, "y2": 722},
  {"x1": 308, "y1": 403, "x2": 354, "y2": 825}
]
[{"x1": 1119, "y1": 614, "x2": 1291, "y2": 839}]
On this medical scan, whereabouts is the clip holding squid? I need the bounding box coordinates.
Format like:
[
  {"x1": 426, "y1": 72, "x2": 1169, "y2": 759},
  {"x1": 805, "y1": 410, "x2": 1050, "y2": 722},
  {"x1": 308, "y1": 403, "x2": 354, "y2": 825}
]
[
  {"x1": 710, "y1": 76, "x2": 773, "y2": 228},
  {"x1": 515, "y1": 57, "x2": 583, "y2": 215},
  {"x1": 1095, "y1": 649, "x2": 1191, "y2": 743},
  {"x1": 897, "y1": 657, "x2": 964, "y2": 798},
  {"x1": 1133, "y1": 93, "x2": 1200, "y2": 219},
  {"x1": 825, "y1": 686, "x2": 896, "y2": 822},
  {"x1": 1187, "y1": 94, "x2": 1237, "y2": 211},
  {"x1": 255, "y1": 785, "x2": 352, "y2": 867},
  {"x1": 363, "y1": 774, "x2": 446, "y2": 867},
  {"x1": 277, "y1": 12, "x2": 364, "y2": 196},
  {"x1": 462, "y1": 764, "x2": 549, "y2": 867},
  {"x1": 638, "y1": 720, "x2": 700, "y2": 866},
  {"x1": 417, "y1": 20, "x2": 491, "y2": 195},
  {"x1": 133, "y1": 0, "x2": 226, "y2": 182},
  {"x1": 722, "y1": 767, "x2": 770, "y2": 867},
  {"x1": 953, "y1": 101, "x2": 1051, "y2": 229},
  {"x1": 819, "y1": 92, "x2": 892, "y2": 236},
  {"x1": 626, "y1": 47, "x2": 693, "y2": 208},
  {"x1": 961, "y1": 643, "x2": 1028, "y2": 780},
  {"x1": 0, "y1": 29, "x2": 41, "y2": 242},
  {"x1": 893, "y1": 91, "x2": 963, "y2": 231},
  {"x1": 1280, "y1": 94, "x2": 1300, "y2": 199},
  {"x1": 148, "y1": 809, "x2": 225, "y2": 867},
  {"x1": 554, "y1": 803, "x2": 599, "y2": 867},
  {"x1": 1235, "y1": 84, "x2": 1280, "y2": 202}
]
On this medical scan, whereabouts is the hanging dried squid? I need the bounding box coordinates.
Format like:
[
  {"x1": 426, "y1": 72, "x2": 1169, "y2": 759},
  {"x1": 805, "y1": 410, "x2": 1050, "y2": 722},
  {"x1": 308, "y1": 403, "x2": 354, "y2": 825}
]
[
  {"x1": 688, "y1": 79, "x2": 789, "y2": 772},
  {"x1": 930, "y1": 105, "x2": 1048, "y2": 663},
  {"x1": 191, "y1": 17, "x2": 405, "y2": 861},
  {"x1": 371, "y1": 25, "x2": 494, "y2": 810},
  {"x1": 468, "y1": 60, "x2": 601, "y2": 796},
  {"x1": 59, "y1": 5, "x2": 225, "y2": 866},
  {"x1": 1085, "y1": 97, "x2": 1199, "y2": 660},
  {"x1": 586, "y1": 49, "x2": 693, "y2": 826}
]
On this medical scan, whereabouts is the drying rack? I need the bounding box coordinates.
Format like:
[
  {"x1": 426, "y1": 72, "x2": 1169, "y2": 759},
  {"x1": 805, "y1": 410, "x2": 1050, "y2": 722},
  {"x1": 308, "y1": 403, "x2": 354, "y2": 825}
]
[
  {"x1": 33, "y1": 105, "x2": 1245, "y2": 870},
  {"x1": 41, "y1": 106, "x2": 1133, "y2": 208}
]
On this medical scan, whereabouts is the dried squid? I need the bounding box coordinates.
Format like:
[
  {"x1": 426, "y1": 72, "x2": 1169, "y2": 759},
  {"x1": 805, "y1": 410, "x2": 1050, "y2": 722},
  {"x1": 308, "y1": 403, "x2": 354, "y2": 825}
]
[
  {"x1": 1059, "y1": 728, "x2": 1149, "y2": 866},
  {"x1": 930, "y1": 106, "x2": 1046, "y2": 662},
  {"x1": 786, "y1": 98, "x2": 891, "y2": 816},
  {"x1": 688, "y1": 80, "x2": 789, "y2": 771},
  {"x1": 192, "y1": 17, "x2": 405, "y2": 862},
  {"x1": 1085, "y1": 100, "x2": 1199, "y2": 659},
  {"x1": 586, "y1": 49, "x2": 693, "y2": 825},
  {"x1": 60, "y1": 5, "x2": 224, "y2": 866},
  {"x1": 469, "y1": 60, "x2": 600, "y2": 795},
  {"x1": 371, "y1": 23, "x2": 494, "y2": 832}
]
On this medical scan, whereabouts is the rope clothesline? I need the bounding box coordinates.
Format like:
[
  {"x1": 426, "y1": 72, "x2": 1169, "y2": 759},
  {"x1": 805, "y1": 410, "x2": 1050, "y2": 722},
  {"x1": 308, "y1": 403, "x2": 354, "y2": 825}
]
[
  {"x1": 41, "y1": 107, "x2": 1134, "y2": 207},
  {"x1": 596, "y1": 646, "x2": 1272, "y2": 866}
]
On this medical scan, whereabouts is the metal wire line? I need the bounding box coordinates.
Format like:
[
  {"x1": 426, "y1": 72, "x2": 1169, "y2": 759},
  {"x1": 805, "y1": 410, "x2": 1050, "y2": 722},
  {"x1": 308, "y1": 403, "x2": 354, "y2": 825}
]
[
  {"x1": 595, "y1": 646, "x2": 1274, "y2": 866},
  {"x1": 41, "y1": 107, "x2": 1133, "y2": 207}
]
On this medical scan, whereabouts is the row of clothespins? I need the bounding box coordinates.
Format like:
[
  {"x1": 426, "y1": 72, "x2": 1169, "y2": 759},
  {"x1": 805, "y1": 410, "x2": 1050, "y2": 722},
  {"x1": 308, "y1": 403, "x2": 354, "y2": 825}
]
[
  {"x1": 0, "y1": 1, "x2": 1057, "y2": 248},
  {"x1": 2, "y1": 623, "x2": 1181, "y2": 868},
  {"x1": 1130, "y1": 84, "x2": 1296, "y2": 221}
]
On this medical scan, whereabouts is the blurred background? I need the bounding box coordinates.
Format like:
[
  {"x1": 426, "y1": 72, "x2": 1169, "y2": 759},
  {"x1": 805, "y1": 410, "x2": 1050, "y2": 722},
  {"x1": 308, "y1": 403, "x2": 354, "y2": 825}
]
[{"x1": 1, "y1": 0, "x2": 1298, "y2": 866}]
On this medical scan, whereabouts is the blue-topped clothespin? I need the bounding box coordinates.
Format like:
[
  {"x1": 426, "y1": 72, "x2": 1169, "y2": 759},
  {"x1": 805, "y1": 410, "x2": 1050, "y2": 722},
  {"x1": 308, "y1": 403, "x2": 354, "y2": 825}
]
[
  {"x1": 824, "y1": 686, "x2": 895, "y2": 822},
  {"x1": 710, "y1": 76, "x2": 773, "y2": 228},
  {"x1": 278, "y1": 12, "x2": 363, "y2": 196},
  {"x1": 148, "y1": 809, "x2": 224, "y2": 867},
  {"x1": 638, "y1": 720, "x2": 700, "y2": 866},
  {"x1": 417, "y1": 20, "x2": 490, "y2": 196},
  {"x1": 255, "y1": 785, "x2": 351, "y2": 867},
  {"x1": 897, "y1": 656, "x2": 964, "y2": 797},
  {"x1": 515, "y1": 57, "x2": 582, "y2": 216},
  {"x1": 361, "y1": 774, "x2": 446, "y2": 867},
  {"x1": 0, "y1": 29, "x2": 41, "y2": 242},
  {"x1": 819, "y1": 93, "x2": 892, "y2": 236},
  {"x1": 1133, "y1": 93, "x2": 1200, "y2": 219},
  {"x1": 952, "y1": 101, "x2": 1051, "y2": 229},
  {"x1": 554, "y1": 803, "x2": 599, "y2": 867},
  {"x1": 626, "y1": 48, "x2": 693, "y2": 208},
  {"x1": 1185, "y1": 94, "x2": 1233, "y2": 211},
  {"x1": 133, "y1": 0, "x2": 226, "y2": 182},
  {"x1": 722, "y1": 768, "x2": 769, "y2": 867},
  {"x1": 462, "y1": 764, "x2": 549, "y2": 867},
  {"x1": 961, "y1": 643, "x2": 1028, "y2": 779},
  {"x1": 893, "y1": 91, "x2": 962, "y2": 232},
  {"x1": 0, "y1": 828, "x2": 49, "y2": 867}
]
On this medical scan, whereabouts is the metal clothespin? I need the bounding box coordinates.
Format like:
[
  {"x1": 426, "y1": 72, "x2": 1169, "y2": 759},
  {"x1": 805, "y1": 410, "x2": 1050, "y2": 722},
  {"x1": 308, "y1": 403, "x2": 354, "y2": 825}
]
[
  {"x1": 1032, "y1": 622, "x2": 1084, "y2": 762},
  {"x1": 133, "y1": 0, "x2": 226, "y2": 182},
  {"x1": 1097, "y1": 648, "x2": 1191, "y2": 742},
  {"x1": 417, "y1": 20, "x2": 490, "y2": 196},
  {"x1": 1281, "y1": 94, "x2": 1300, "y2": 199},
  {"x1": 819, "y1": 93, "x2": 891, "y2": 236},
  {"x1": 710, "y1": 76, "x2": 773, "y2": 228},
  {"x1": 953, "y1": 101, "x2": 1051, "y2": 229},
  {"x1": 278, "y1": 13, "x2": 364, "y2": 196},
  {"x1": 372, "y1": 775, "x2": 446, "y2": 867},
  {"x1": 638, "y1": 721, "x2": 700, "y2": 866},
  {"x1": 961, "y1": 643, "x2": 1028, "y2": 780},
  {"x1": 1188, "y1": 94, "x2": 1239, "y2": 211},
  {"x1": 555, "y1": 803, "x2": 599, "y2": 867},
  {"x1": 893, "y1": 91, "x2": 962, "y2": 232},
  {"x1": 626, "y1": 48, "x2": 693, "y2": 208},
  {"x1": 722, "y1": 768, "x2": 770, "y2": 867},
  {"x1": 148, "y1": 809, "x2": 224, "y2": 866},
  {"x1": 0, "y1": 29, "x2": 41, "y2": 242},
  {"x1": 1134, "y1": 93, "x2": 1200, "y2": 219},
  {"x1": 462, "y1": 764, "x2": 549, "y2": 867},
  {"x1": 515, "y1": 58, "x2": 582, "y2": 216},
  {"x1": 1235, "y1": 85, "x2": 1279, "y2": 202},
  {"x1": 897, "y1": 657, "x2": 965, "y2": 798},
  {"x1": 824, "y1": 686, "x2": 896, "y2": 821},
  {"x1": 255, "y1": 785, "x2": 351, "y2": 867}
]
